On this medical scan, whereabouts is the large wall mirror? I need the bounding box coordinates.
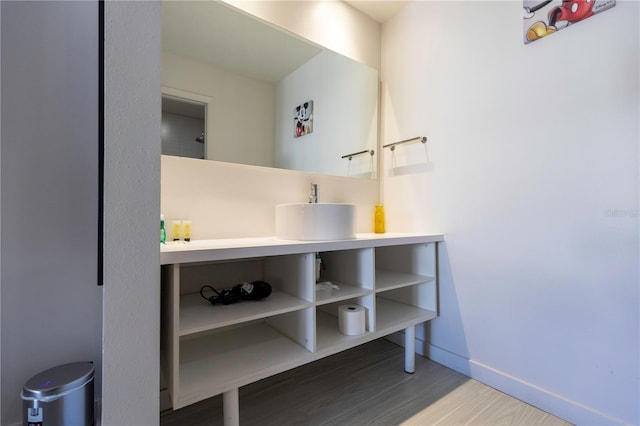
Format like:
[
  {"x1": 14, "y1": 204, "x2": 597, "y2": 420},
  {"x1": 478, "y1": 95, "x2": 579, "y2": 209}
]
[{"x1": 161, "y1": 1, "x2": 379, "y2": 179}]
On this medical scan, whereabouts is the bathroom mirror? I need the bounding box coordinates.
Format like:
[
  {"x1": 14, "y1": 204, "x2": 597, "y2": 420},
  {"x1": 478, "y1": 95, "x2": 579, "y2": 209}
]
[{"x1": 161, "y1": 1, "x2": 378, "y2": 179}]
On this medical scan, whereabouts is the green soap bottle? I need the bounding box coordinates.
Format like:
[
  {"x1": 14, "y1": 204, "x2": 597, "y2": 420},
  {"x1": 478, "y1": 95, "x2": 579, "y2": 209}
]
[{"x1": 160, "y1": 214, "x2": 167, "y2": 244}]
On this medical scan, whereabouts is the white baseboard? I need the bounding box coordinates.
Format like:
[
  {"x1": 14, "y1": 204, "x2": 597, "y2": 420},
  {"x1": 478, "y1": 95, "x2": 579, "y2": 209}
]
[{"x1": 386, "y1": 332, "x2": 626, "y2": 426}]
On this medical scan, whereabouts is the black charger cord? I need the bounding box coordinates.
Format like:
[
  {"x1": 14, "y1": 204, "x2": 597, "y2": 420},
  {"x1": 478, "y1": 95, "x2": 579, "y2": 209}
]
[
  {"x1": 199, "y1": 285, "x2": 239, "y2": 305},
  {"x1": 200, "y1": 281, "x2": 272, "y2": 306}
]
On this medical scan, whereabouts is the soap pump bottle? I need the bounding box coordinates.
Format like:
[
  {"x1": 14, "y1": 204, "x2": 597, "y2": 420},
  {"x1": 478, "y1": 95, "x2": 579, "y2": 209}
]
[
  {"x1": 160, "y1": 214, "x2": 167, "y2": 244},
  {"x1": 374, "y1": 205, "x2": 385, "y2": 234}
]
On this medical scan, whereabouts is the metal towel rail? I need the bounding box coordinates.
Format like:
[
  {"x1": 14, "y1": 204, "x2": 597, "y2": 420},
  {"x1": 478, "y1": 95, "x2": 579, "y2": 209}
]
[
  {"x1": 383, "y1": 136, "x2": 427, "y2": 151},
  {"x1": 341, "y1": 149, "x2": 375, "y2": 160}
]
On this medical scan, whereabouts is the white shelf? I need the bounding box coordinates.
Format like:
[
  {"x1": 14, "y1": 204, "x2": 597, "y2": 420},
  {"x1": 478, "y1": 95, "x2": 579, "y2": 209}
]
[
  {"x1": 375, "y1": 269, "x2": 434, "y2": 293},
  {"x1": 161, "y1": 234, "x2": 443, "y2": 415},
  {"x1": 179, "y1": 291, "x2": 311, "y2": 335},
  {"x1": 177, "y1": 322, "x2": 311, "y2": 408},
  {"x1": 375, "y1": 297, "x2": 437, "y2": 332},
  {"x1": 315, "y1": 281, "x2": 372, "y2": 306}
]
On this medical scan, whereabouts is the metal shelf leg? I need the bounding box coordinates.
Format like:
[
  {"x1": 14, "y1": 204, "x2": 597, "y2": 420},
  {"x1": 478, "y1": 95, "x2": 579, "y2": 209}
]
[
  {"x1": 404, "y1": 325, "x2": 416, "y2": 374},
  {"x1": 223, "y1": 388, "x2": 239, "y2": 426}
]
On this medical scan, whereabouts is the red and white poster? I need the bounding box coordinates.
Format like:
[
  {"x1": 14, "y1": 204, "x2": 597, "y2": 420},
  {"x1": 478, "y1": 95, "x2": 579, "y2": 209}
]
[{"x1": 523, "y1": 0, "x2": 616, "y2": 44}]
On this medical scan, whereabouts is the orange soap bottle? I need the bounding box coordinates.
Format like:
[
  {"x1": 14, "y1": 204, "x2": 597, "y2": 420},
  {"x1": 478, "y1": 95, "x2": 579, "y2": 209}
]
[{"x1": 374, "y1": 205, "x2": 385, "y2": 233}]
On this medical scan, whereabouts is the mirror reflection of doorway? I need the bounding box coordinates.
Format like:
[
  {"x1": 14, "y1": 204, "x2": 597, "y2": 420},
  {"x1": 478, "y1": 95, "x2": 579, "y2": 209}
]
[{"x1": 161, "y1": 96, "x2": 206, "y2": 159}]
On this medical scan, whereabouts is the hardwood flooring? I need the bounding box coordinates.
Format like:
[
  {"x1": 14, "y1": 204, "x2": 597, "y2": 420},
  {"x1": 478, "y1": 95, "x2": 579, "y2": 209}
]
[{"x1": 160, "y1": 339, "x2": 572, "y2": 426}]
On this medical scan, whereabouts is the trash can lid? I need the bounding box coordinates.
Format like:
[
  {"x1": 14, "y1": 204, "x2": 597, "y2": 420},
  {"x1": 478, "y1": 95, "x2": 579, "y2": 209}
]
[{"x1": 22, "y1": 362, "x2": 94, "y2": 400}]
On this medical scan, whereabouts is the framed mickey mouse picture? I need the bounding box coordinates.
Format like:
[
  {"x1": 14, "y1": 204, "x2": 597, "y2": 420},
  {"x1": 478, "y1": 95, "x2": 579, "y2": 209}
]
[
  {"x1": 294, "y1": 100, "x2": 313, "y2": 138},
  {"x1": 523, "y1": 0, "x2": 615, "y2": 44}
]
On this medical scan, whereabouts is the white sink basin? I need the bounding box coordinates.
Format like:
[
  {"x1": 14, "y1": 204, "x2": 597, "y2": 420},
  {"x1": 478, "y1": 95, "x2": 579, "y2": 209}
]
[{"x1": 275, "y1": 203, "x2": 356, "y2": 241}]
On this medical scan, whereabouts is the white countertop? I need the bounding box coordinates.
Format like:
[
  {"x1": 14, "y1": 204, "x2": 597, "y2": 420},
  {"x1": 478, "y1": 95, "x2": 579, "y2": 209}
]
[{"x1": 161, "y1": 233, "x2": 444, "y2": 265}]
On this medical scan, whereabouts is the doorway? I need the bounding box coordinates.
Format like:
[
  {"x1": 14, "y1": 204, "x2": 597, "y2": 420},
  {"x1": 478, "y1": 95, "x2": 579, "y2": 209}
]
[{"x1": 161, "y1": 95, "x2": 206, "y2": 159}]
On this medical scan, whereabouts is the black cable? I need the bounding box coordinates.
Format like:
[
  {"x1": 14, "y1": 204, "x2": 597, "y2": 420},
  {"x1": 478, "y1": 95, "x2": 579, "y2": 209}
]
[
  {"x1": 200, "y1": 285, "x2": 239, "y2": 305},
  {"x1": 200, "y1": 281, "x2": 272, "y2": 306}
]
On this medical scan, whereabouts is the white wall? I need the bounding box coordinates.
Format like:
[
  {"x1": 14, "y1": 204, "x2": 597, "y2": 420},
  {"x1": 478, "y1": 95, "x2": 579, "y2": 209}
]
[
  {"x1": 1, "y1": 3, "x2": 102, "y2": 424},
  {"x1": 161, "y1": 155, "x2": 378, "y2": 240},
  {"x1": 162, "y1": 52, "x2": 275, "y2": 168},
  {"x1": 102, "y1": 2, "x2": 160, "y2": 425},
  {"x1": 274, "y1": 50, "x2": 378, "y2": 178},
  {"x1": 381, "y1": 1, "x2": 639, "y2": 424}
]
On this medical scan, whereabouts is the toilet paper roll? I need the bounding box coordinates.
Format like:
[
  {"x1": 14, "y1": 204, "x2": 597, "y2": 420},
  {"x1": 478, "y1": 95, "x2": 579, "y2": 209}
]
[{"x1": 338, "y1": 304, "x2": 365, "y2": 336}]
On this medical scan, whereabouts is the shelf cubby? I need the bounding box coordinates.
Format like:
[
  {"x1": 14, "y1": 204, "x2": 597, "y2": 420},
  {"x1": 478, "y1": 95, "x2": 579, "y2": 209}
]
[
  {"x1": 375, "y1": 243, "x2": 436, "y2": 273},
  {"x1": 318, "y1": 249, "x2": 374, "y2": 289},
  {"x1": 375, "y1": 295, "x2": 437, "y2": 333},
  {"x1": 315, "y1": 248, "x2": 374, "y2": 305},
  {"x1": 177, "y1": 318, "x2": 312, "y2": 409},
  {"x1": 315, "y1": 295, "x2": 375, "y2": 352},
  {"x1": 375, "y1": 269, "x2": 434, "y2": 293},
  {"x1": 377, "y1": 280, "x2": 437, "y2": 315}
]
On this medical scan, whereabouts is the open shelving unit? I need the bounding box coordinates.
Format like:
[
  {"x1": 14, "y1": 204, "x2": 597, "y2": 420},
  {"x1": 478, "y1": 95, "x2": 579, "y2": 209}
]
[{"x1": 161, "y1": 233, "x2": 443, "y2": 423}]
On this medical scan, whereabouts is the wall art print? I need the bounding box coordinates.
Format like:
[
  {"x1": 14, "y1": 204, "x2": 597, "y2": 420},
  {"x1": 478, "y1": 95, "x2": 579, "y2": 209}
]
[
  {"x1": 523, "y1": 0, "x2": 615, "y2": 44},
  {"x1": 294, "y1": 100, "x2": 313, "y2": 138}
]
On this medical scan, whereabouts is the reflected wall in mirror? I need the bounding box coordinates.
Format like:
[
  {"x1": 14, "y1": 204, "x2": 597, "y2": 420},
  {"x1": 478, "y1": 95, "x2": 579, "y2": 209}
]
[{"x1": 161, "y1": 1, "x2": 378, "y2": 179}]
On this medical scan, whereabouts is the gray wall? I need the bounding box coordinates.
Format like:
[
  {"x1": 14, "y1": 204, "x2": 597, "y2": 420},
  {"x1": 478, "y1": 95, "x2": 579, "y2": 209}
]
[
  {"x1": 1, "y1": 2, "x2": 102, "y2": 424},
  {"x1": 1, "y1": 2, "x2": 162, "y2": 424},
  {"x1": 102, "y1": 1, "x2": 161, "y2": 425}
]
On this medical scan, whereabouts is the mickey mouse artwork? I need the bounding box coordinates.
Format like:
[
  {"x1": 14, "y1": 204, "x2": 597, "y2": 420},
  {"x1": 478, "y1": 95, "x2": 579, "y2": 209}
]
[
  {"x1": 294, "y1": 101, "x2": 313, "y2": 138},
  {"x1": 523, "y1": 0, "x2": 615, "y2": 44}
]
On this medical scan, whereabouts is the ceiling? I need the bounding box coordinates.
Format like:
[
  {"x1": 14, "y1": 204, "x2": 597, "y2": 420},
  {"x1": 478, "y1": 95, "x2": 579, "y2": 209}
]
[{"x1": 344, "y1": 0, "x2": 409, "y2": 23}]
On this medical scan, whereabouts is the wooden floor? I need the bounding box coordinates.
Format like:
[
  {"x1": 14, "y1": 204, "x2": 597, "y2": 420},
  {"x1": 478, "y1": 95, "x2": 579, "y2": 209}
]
[{"x1": 161, "y1": 339, "x2": 572, "y2": 426}]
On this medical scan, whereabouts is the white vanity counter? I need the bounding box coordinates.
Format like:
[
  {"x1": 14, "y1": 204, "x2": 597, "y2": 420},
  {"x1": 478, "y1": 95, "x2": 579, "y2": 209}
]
[
  {"x1": 161, "y1": 232, "x2": 444, "y2": 264},
  {"x1": 161, "y1": 233, "x2": 444, "y2": 424}
]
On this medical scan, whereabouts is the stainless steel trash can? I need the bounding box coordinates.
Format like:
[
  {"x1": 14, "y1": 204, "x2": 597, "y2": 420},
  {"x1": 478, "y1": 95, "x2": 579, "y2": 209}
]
[{"x1": 21, "y1": 361, "x2": 95, "y2": 426}]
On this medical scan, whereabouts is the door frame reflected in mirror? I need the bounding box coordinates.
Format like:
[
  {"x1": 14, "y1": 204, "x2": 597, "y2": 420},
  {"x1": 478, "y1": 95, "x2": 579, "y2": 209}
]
[{"x1": 162, "y1": 86, "x2": 211, "y2": 159}]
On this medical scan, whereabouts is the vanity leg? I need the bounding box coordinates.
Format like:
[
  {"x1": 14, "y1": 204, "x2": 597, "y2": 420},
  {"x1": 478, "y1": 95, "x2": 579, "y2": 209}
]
[
  {"x1": 223, "y1": 388, "x2": 239, "y2": 426},
  {"x1": 404, "y1": 325, "x2": 415, "y2": 374}
]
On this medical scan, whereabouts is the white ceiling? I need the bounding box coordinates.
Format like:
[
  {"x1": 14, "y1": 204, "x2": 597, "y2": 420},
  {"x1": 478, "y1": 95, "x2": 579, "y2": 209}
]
[{"x1": 344, "y1": 0, "x2": 409, "y2": 23}]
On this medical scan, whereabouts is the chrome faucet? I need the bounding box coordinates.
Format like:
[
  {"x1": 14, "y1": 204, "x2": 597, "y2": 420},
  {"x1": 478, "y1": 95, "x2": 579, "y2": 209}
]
[{"x1": 309, "y1": 183, "x2": 318, "y2": 203}]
